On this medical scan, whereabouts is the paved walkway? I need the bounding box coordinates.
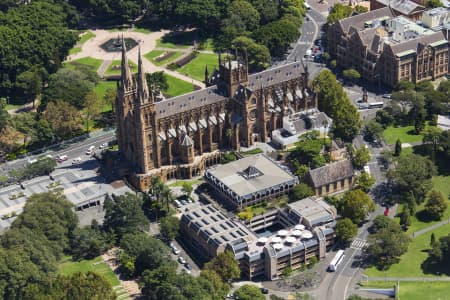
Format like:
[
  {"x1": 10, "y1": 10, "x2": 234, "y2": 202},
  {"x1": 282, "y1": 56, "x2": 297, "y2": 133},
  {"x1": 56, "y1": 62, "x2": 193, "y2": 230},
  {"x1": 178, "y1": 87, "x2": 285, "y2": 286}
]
[
  {"x1": 368, "y1": 277, "x2": 450, "y2": 282},
  {"x1": 411, "y1": 218, "x2": 450, "y2": 238},
  {"x1": 67, "y1": 29, "x2": 205, "y2": 88}
]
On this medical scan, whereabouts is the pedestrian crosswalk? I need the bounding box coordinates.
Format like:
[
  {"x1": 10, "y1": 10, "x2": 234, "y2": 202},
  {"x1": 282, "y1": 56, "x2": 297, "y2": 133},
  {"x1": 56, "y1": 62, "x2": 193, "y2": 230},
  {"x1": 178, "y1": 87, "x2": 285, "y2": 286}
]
[{"x1": 351, "y1": 238, "x2": 368, "y2": 250}]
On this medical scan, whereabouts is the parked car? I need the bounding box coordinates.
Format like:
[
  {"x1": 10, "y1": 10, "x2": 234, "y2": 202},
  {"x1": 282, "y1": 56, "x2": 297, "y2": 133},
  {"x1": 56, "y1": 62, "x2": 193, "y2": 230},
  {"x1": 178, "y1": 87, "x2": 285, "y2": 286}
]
[
  {"x1": 178, "y1": 256, "x2": 186, "y2": 264},
  {"x1": 172, "y1": 246, "x2": 180, "y2": 255},
  {"x1": 180, "y1": 199, "x2": 188, "y2": 206},
  {"x1": 56, "y1": 155, "x2": 68, "y2": 163},
  {"x1": 185, "y1": 263, "x2": 192, "y2": 270},
  {"x1": 99, "y1": 142, "x2": 109, "y2": 149},
  {"x1": 261, "y1": 288, "x2": 269, "y2": 294},
  {"x1": 382, "y1": 94, "x2": 392, "y2": 99},
  {"x1": 86, "y1": 145, "x2": 95, "y2": 155}
]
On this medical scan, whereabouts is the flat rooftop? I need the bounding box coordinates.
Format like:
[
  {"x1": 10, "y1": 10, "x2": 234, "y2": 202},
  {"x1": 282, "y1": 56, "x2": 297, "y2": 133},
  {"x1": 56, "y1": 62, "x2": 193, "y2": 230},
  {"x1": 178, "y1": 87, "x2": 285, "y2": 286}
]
[
  {"x1": 205, "y1": 154, "x2": 297, "y2": 199},
  {"x1": 287, "y1": 196, "x2": 335, "y2": 227}
]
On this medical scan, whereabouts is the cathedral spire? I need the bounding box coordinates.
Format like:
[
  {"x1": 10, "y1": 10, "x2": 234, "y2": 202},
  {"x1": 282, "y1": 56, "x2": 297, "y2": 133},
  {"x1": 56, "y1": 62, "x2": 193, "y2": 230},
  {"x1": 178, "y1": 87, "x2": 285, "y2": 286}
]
[
  {"x1": 137, "y1": 46, "x2": 150, "y2": 103},
  {"x1": 121, "y1": 35, "x2": 133, "y2": 90}
]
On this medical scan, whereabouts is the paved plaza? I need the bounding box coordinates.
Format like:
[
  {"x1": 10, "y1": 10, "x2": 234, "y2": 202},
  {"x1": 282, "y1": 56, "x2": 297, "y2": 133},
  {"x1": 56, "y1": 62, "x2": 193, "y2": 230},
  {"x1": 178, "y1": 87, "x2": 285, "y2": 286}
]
[{"x1": 0, "y1": 157, "x2": 132, "y2": 232}]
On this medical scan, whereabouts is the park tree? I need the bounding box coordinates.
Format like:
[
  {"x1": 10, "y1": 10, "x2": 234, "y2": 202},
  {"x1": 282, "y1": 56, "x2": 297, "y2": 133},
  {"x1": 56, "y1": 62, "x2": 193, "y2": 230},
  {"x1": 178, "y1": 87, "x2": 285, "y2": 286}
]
[
  {"x1": 352, "y1": 146, "x2": 371, "y2": 169},
  {"x1": 249, "y1": 0, "x2": 279, "y2": 23},
  {"x1": 430, "y1": 232, "x2": 437, "y2": 248},
  {"x1": 70, "y1": 226, "x2": 112, "y2": 261},
  {"x1": 289, "y1": 183, "x2": 314, "y2": 202},
  {"x1": 0, "y1": 126, "x2": 23, "y2": 153},
  {"x1": 232, "y1": 36, "x2": 271, "y2": 71},
  {"x1": 341, "y1": 189, "x2": 375, "y2": 224},
  {"x1": 103, "y1": 88, "x2": 117, "y2": 113},
  {"x1": 234, "y1": 285, "x2": 265, "y2": 300},
  {"x1": 223, "y1": 0, "x2": 260, "y2": 34},
  {"x1": 146, "y1": 71, "x2": 169, "y2": 95},
  {"x1": 182, "y1": 182, "x2": 193, "y2": 198},
  {"x1": 198, "y1": 270, "x2": 231, "y2": 300},
  {"x1": 58, "y1": 272, "x2": 116, "y2": 300},
  {"x1": 399, "y1": 204, "x2": 411, "y2": 229},
  {"x1": 335, "y1": 218, "x2": 358, "y2": 246},
  {"x1": 367, "y1": 217, "x2": 410, "y2": 269},
  {"x1": 425, "y1": 0, "x2": 443, "y2": 7},
  {"x1": 43, "y1": 101, "x2": 83, "y2": 139},
  {"x1": 342, "y1": 68, "x2": 361, "y2": 84},
  {"x1": 43, "y1": 68, "x2": 95, "y2": 109},
  {"x1": 160, "y1": 216, "x2": 180, "y2": 241},
  {"x1": 425, "y1": 190, "x2": 448, "y2": 220},
  {"x1": 428, "y1": 233, "x2": 450, "y2": 266},
  {"x1": 313, "y1": 70, "x2": 361, "y2": 141},
  {"x1": 83, "y1": 91, "x2": 103, "y2": 133},
  {"x1": 394, "y1": 80, "x2": 415, "y2": 91},
  {"x1": 364, "y1": 120, "x2": 383, "y2": 143},
  {"x1": 15, "y1": 69, "x2": 44, "y2": 107},
  {"x1": 205, "y1": 250, "x2": 240, "y2": 282},
  {"x1": 422, "y1": 127, "x2": 442, "y2": 160},
  {"x1": 254, "y1": 18, "x2": 299, "y2": 57},
  {"x1": 355, "y1": 172, "x2": 375, "y2": 192},
  {"x1": 389, "y1": 153, "x2": 436, "y2": 203},
  {"x1": 103, "y1": 193, "x2": 149, "y2": 241},
  {"x1": 394, "y1": 139, "x2": 402, "y2": 156},
  {"x1": 289, "y1": 131, "x2": 328, "y2": 168},
  {"x1": 327, "y1": 4, "x2": 353, "y2": 23}
]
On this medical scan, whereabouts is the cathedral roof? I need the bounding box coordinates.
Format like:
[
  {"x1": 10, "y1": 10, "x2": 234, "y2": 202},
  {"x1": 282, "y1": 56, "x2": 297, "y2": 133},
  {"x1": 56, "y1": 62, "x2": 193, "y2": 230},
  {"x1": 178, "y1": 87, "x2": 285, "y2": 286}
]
[{"x1": 181, "y1": 134, "x2": 194, "y2": 147}]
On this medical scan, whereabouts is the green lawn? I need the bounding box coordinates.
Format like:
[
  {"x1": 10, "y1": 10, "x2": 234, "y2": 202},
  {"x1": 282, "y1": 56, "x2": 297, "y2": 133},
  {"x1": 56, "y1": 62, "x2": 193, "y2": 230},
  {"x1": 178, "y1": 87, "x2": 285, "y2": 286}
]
[
  {"x1": 165, "y1": 73, "x2": 196, "y2": 98},
  {"x1": 364, "y1": 223, "x2": 450, "y2": 278},
  {"x1": 167, "y1": 178, "x2": 204, "y2": 187},
  {"x1": 363, "y1": 281, "x2": 450, "y2": 300},
  {"x1": 58, "y1": 256, "x2": 120, "y2": 286},
  {"x1": 144, "y1": 50, "x2": 183, "y2": 66},
  {"x1": 4, "y1": 103, "x2": 22, "y2": 111},
  {"x1": 93, "y1": 81, "x2": 116, "y2": 113},
  {"x1": 133, "y1": 27, "x2": 152, "y2": 34},
  {"x1": 198, "y1": 38, "x2": 215, "y2": 51},
  {"x1": 178, "y1": 53, "x2": 218, "y2": 81},
  {"x1": 66, "y1": 57, "x2": 103, "y2": 72},
  {"x1": 69, "y1": 47, "x2": 82, "y2": 55},
  {"x1": 156, "y1": 38, "x2": 191, "y2": 49},
  {"x1": 394, "y1": 176, "x2": 450, "y2": 234},
  {"x1": 383, "y1": 125, "x2": 424, "y2": 145},
  {"x1": 240, "y1": 148, "x2": 264, "y2": 156},
  {"x1": 104, "y1": 60, "x2": 137, "y2": 76},
  {"x1": 78, "y1": 31, "x2": 95, "y2": 45}
]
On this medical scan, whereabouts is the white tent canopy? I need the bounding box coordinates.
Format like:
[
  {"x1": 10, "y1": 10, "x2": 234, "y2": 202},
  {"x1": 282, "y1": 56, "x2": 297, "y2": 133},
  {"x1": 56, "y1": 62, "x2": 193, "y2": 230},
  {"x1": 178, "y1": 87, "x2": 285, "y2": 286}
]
[
  {"x1": 292, "y1": 230, "x2": 302, "y2": 237},
  {"x1": 295, "y1": 224, "x2": 305, "y2": 230},
  {"x1": 285, "y1": 236, "x2": 296, "y2": 244},
  {"x1": 257, "y1": 237, "x2": 268, "y2": 244},
  {"x1": 271, "y1": 237, "x2": 282, "y2": 243},
  {"x1": 278, "y1": 230, "x2": 288, "y2": 236},
  {"x1": 302, "y1": 230, "x2": 313, "y2": 239},
  {"x1": 273, "y1": 243, "x2": 283, "y2": 250}
]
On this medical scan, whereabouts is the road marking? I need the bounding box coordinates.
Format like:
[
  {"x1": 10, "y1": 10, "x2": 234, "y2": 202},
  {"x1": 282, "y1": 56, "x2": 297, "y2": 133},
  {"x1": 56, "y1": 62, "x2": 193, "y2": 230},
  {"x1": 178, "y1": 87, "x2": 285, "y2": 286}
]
[{"x1": 351, "y1": 238, "x2": 368, "y2": 250}]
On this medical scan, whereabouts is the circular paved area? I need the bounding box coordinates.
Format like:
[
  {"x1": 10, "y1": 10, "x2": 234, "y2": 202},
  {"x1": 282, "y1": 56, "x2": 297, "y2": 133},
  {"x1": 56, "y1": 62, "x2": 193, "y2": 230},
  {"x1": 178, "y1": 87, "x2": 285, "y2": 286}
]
[{"x1": 68, "y1": 29, "x2": 205, "y2": 88}]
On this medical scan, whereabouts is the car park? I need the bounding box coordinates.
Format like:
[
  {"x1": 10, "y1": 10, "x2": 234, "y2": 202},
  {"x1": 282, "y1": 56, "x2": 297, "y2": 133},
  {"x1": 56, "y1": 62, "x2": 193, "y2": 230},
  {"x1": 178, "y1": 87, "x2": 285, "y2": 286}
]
[
  {"x1": 178, "y1": 256, "x2": 186, "y2": 264},
  {"x1": 56, "y1": 155, "x2": 69, "y2": 163}
]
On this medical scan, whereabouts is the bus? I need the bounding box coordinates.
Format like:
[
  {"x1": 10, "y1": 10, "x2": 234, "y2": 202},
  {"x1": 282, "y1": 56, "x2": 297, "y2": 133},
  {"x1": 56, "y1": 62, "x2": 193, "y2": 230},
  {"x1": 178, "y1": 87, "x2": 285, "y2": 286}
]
[
  {"x1": 328, "y1": 250, "x2": 345, "y2": 272},
  {"x1": 305, "y1": 2, "x2": 311, "y2": 10},
  {"x1": 368, "y1": 102, "x2": 384, "y2": 109}
]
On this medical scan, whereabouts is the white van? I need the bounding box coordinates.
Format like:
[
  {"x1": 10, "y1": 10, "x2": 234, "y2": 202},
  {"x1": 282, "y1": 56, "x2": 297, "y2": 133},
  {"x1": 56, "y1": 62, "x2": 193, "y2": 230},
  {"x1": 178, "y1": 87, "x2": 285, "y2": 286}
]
[{"x1": 86, "y1": 145, "x2": 95, "y2": 155}]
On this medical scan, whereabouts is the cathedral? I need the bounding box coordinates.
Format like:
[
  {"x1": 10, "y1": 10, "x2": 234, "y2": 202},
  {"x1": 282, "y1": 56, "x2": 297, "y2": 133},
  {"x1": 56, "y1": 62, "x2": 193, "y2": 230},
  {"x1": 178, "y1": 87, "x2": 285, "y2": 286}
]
[{"x1": 115, "y1": 39, "x2": 316, "y2": 191}]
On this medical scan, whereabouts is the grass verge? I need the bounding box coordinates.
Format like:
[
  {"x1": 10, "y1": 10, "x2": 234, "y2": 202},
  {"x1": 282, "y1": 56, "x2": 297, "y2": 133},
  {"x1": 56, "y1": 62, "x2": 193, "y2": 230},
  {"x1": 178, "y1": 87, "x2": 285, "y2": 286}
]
[
  {"x1": 364, "y1": 223, "x2": 450, "y2": 278},
  {"x1": 79, "y1": 31, "x2": 95, "y2": 45},
  {"x1": 144, "y1": 50, "x2": 182, "y2": 66},
  {"x1": 383, "y1": 125, "x2": 424, "y2": 145},
  {"x1": 133, "y1": 27, "x2": 152, "y2": 34},
  {"x1": 69, "y1": 47, "x2": 82, "y2": 55},
  {"x1": 58, "y1": 256, "x2": 120, "y2": 286},
  {"x1": 105, "y1": 60, "x2": 137, "y2": 76},
  {"x1": 66, "y1": 57, "x2": 103, "y2": 72},
  {"x1": 178, "y1": 53, "x2": 218, "y2": 81},
  {"x1": 165, "y1": 73, "x2": 196, "y2": 98}
]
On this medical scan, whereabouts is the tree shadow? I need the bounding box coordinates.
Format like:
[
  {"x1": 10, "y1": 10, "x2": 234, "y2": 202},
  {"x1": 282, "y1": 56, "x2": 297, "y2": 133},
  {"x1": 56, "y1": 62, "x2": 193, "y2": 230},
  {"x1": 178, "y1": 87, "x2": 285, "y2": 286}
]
[
  {"x1": 415, "y1": 210, "x2": 438, "y2": 223},
  {"x1": 421, "y1": 256, "x2": 450, "y2": 276},
  {"x1": 406, "y1": 129, "x2": 419, "y2": 135}
]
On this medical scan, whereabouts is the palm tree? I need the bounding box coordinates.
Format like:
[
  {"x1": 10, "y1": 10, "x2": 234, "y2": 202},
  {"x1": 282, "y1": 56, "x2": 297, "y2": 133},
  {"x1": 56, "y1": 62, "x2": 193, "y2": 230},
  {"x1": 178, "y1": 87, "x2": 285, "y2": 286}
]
[
  {"x1": 161, "y1": 185, "x2": 174, "y2": 212},
  {"x1": 226, "y1": 128, "x2": 233, "y2": 149}
]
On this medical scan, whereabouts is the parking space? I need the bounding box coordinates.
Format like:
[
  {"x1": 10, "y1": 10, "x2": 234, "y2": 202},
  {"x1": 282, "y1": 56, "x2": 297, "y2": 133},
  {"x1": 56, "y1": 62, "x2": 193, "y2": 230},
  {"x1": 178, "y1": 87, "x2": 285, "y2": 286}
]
[{"x1": 169, "y1": 239, "x2": 201, "y2": 277}]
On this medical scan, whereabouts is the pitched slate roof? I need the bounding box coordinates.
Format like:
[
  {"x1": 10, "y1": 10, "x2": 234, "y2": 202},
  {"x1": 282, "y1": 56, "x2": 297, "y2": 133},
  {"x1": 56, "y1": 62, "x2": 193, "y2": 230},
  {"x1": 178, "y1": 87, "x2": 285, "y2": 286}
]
[
  {"x1": 338, "y1": 7, "x2": 394, "y2": 33},
  {"x1": 375, "y1": 0, "x2": 424, "y2": 15},
  {"x1": 308, "y1": 160, "x2": 354, "y2": 188},
  {"x1": 248, "y1": 62, "x2": 305, "y2": 90},
  {"x1": 388, "y1": 31, "x2": 447, "y2": 55}
]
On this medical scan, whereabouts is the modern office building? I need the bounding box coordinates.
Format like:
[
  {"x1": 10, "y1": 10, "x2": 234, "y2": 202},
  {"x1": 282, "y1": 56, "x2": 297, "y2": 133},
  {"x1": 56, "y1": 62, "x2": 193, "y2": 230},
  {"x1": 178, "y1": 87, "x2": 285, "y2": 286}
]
[
  {"x1": 204, "y1": 154, "x2": 298, "y2": 210},
  {"x1": 327, "y1": 8, "x2": 449, "y2": 86},
  {"x1": 180, "y1": 196, "x2": 337, "y2": 280}
]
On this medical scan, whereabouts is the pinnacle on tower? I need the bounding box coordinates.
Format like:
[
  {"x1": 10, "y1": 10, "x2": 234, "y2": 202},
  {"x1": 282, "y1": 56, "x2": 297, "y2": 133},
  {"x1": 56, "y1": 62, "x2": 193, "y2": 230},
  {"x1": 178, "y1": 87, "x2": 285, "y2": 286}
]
[
  {"x1": 137, "y1": 46, "x2": 150, "y2": 103},
  {"x1": 121, "y1": 35, "x2": 133, "y2": 90}
]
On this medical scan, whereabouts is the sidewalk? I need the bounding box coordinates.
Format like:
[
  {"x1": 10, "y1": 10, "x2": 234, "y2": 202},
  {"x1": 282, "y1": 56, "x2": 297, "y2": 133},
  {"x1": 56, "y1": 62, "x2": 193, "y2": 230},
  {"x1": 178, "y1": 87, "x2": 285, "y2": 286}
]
[{"x1": 411, "y1": 218, "x2": 450, "y2": 238}]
